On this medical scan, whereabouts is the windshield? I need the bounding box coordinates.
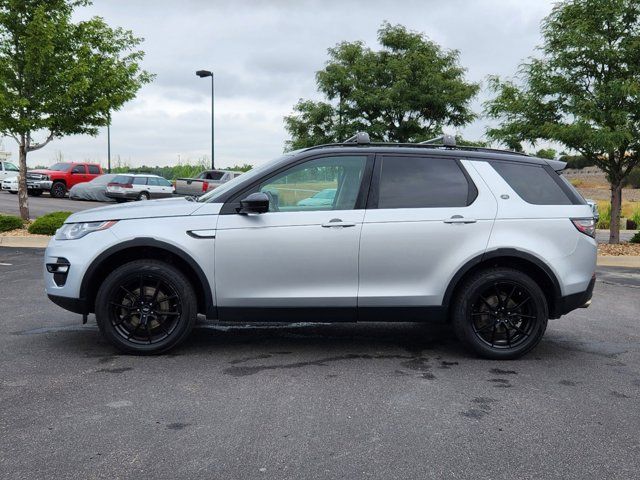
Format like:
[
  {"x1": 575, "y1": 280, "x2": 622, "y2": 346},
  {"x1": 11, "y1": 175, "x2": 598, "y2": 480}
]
[
  {"x1": 48, "y1": 163, "x2": 73, "y2": 171},
  {"x1": 4, "y1": 162, "x2": 18, "y2": 171},
  {"x1": 197, "y1": 154, "x2": 293, "y2": 203}
]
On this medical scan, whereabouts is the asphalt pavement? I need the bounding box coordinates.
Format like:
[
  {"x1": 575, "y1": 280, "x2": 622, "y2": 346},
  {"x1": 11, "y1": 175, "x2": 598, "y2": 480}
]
[
  {"x1": 0, "y1": 248, "x2": 639, "y2": 479},
  {"x1": 0, "y1": 191, "x2": 108, "y2": 217}
]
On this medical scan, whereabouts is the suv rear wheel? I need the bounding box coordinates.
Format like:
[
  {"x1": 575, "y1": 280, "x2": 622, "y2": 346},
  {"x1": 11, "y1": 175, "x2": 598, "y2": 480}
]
[
  {"x1": 95, "y1": 260, "x2": 197, "y2": 354},
  {"x1": 452, "y1": 267, "x2": 548, "y2": 360}
]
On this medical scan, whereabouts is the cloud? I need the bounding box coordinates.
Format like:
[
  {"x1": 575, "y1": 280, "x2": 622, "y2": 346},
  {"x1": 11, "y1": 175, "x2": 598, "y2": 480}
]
[{"x1": 5, "y1": 0, "x2": 555, "y2": 168}]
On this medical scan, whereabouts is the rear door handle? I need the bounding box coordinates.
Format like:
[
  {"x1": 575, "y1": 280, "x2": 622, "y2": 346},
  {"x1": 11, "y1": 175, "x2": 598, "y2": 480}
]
[
  {"x1": 443, "y1": 215, "x2": 477, "y2": 224},
  {"x1": 322, "y1": 218, "x2": 356, "y2": 228}
]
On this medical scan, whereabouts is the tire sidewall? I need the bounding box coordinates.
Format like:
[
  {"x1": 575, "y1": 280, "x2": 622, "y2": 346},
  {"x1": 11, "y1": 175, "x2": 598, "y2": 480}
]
[
  {"x1": 95, "y1": 261, "x2": 197, "y2": 354},
  {"x1": 453, "y1": 268, "x2": 548, "y2": 360},
  {"x1": 50, "y1": 182, "x2": 66, "y2": 198}
]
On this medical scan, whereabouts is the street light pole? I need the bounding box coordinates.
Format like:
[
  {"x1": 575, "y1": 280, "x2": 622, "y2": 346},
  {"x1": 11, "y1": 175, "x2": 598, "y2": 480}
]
[
  {"x1": 196, "y1": 69, "x2": 215, "y2": 170},
  {"x1": 107, "y1": 113, "x2": 111, "y2": 173}
]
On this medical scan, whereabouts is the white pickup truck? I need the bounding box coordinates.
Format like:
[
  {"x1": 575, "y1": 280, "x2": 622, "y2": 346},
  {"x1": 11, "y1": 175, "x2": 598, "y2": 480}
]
[{"x1": 174, "y1": 170, "x2": 242, "y2": 197}]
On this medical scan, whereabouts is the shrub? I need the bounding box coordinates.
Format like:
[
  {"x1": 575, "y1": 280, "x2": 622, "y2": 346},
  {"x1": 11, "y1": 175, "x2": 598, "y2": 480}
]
[
  {"x1": 596, "y1": 203, "x2": 611, "y2": 229},
  {"x1": 630, "y1": 207, "x2": 640, "y2": 230},
  {"x1": 631, "y1": 231, "x2": 640, "y2": 244},
  {"x1": 0, "y1": 214, "x2": 24, "y2": 233},
  {"x1": 28, "y1": 211, "x2": 72, "y2": 235}
]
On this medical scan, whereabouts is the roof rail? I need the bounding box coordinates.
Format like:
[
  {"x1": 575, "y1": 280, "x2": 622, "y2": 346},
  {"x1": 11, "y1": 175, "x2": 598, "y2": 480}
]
[
  {"x1": 420, "y1": 134, "x2": 456, "y2": 147},
  {"x1": 343, "y1": 132, "x2": 370, "y2": 145}
]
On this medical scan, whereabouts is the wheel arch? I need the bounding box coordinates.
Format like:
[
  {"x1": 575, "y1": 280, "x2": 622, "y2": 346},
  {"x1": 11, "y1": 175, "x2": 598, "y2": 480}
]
[
  {"x1": 80, "y1": 238, "x2": 214, "y2": 317},
  {"x1": 443, "y1": 248, "x2": 563, "y2": 319}
]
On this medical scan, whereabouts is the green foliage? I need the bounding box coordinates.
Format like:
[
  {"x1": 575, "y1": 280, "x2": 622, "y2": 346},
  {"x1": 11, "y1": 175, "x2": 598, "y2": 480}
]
[
  {"x1": 535, "y1": 148, "x2": 556, "y2": 160},
  {"x1": 624, "y1": 168, "x2": 640, "y2": 188},
  {"x1": 630, "y1": 231, "x2": 640, "y2": 243},
  {"x1": 630, "y1": 206, "x2": 640, "y2": 229},
  {"x1": 28, "y1": 211, "x2": 72, "y2": 235},
  {"x1": 0, "y1": 214, "x2": 23, "y2": 232},
  {"x1": 560, "y1": 155, "x2": 597, "y2": 170},
  {"x1": 484, "y1": 0, "x2": 640, "y2": 243},
  {"x1": 284, "y1": 23, "x2": 479, "y2": 150},
  {"x1": 597, "y1": 203, "x2": 611, "y2": 230}
]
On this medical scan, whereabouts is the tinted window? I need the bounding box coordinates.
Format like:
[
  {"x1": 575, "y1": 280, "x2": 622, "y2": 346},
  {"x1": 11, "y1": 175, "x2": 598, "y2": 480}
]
[
  {"x1": 5, "y1": 162, "x2": 18, "y2": 171},
  {"x1": 259, "y1": 155, "x2": 367, "y2": 212},
  {"x1": 159, "y1": 178, "x2": 173, "y2": 186},
  {"x1": 147, "y1": 177, "x2": 160, "y2": 186},
  {"x1": 132, "y1": 177, "x2": 148, "y2": 185},
  {"x1": 88, "y1": 165, "x2": 100, "y2": 174},
  {"x1": 112, "y1": 175, "x2": 132, "y2": 184},
  {"x1": 491, "y1": 162, "x2": 574, "y2": 205},
  {"x1": 71, "y1": 165, "x2": 86, "y2": 174},
  {"x1": 378, "y1": 156, "x2": 472, "y2": 209}
]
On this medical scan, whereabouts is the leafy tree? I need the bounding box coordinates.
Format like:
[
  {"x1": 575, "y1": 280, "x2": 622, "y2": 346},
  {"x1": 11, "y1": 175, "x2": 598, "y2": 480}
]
[
  {"x1": 535, "y1": 148, "x2": 557, "y2": 160},
  {"x1": 0, "y1": 0, "x2": 153, "y2": 219},
  {"x1": 284, "y1": 23, "x2": 479, "y2": 150},
  {"x1": 485, "y1": 0, "x2": 640, "y2": 243}
]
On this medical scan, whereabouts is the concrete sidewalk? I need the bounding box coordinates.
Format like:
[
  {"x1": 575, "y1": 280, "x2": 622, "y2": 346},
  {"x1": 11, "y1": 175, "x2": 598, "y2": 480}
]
[{"x1": 2, "y1": 235, "x2": 639, "y2": 268}]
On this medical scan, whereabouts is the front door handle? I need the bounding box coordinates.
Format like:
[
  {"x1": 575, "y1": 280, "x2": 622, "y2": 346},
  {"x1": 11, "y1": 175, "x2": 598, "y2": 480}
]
[
  {"x1": 443, "y1": 215, "x2": 477, "y2": 224},
  {"x1": 322, "y1": 218, "x2": 356, "y2": 228}
]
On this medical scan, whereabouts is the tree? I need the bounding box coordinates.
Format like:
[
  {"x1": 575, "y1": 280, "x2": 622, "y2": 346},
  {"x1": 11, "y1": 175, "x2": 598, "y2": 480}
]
[
  {"x1": 535, "y1": 148, "x2": 557, "y2": 160},
  {"x1": 0, "y1": 0, "x2": 153, "y2": 219},
  {"x1": 284, "y1": 23, "x2": 479, "y2": 150},
  {"x1": 484, "y1": 0, "x2": 640, "y2": 244}
]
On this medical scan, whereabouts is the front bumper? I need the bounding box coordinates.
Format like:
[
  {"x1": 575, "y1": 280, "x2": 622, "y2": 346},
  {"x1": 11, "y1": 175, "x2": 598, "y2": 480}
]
[{"x1": 27, "y1": 180, "x2": 52, "y2": 190}]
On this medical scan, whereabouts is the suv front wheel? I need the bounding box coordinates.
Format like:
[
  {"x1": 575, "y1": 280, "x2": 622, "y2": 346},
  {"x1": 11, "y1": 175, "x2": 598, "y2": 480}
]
[
  {"x1": 95, "y1": 260, "x2": 197, "y2": 354},
  {"x1": 452, "y1": 267, "x2": 548, "y2": 360}
]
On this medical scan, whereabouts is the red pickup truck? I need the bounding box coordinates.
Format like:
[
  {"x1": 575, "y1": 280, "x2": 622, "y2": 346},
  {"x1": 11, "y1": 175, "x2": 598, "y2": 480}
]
[{"x1": 26, "y1": 162, "x2": 103, "y2": 198}]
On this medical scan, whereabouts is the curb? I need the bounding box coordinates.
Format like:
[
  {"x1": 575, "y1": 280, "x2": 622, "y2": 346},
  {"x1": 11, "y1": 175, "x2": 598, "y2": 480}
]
[
  {"x1": 596, "y1": 256, "x2": 640, "y2": 268},
  {"x1": 0, "y1": 236, "x2": 51, "y2": 248}
]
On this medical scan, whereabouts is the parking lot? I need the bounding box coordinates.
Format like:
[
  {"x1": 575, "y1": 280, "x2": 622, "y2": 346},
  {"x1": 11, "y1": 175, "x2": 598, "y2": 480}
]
[
  {"x1": 0, "y1": 247, "x2": 639, "y2": 479},
  {"x1": 0, "y1": 192, "x2": 100, "y2": 217}
]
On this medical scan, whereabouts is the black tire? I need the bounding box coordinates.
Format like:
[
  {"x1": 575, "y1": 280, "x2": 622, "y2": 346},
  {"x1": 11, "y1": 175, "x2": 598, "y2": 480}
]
[
  {"x1": 50, "y1": 182, "x2": 66, "y2": 198},
  {"x1": 137, "y1": 191, "x2": 150, "y2": 201},
  {"x1": 95, "y1": 260, "x2": 198, "y2": 355},
  {"x1": 451, "y1": 267, "x2": 548, "y2": 360},
  {"x1": 28, "y1": 189, "x2": 42, "y2": 197},
  {"x1": 115, "y1": 198, "x2": 127, "y2": 203}
]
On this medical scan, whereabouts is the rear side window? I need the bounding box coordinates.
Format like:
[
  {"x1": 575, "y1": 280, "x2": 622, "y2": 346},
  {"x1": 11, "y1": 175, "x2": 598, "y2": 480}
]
[
  {"x1": 491, "y1": 162, "x2": 581, "y2": 205},
  {"x1": 112, "y1": 175, "x2": 132, "y2": 184},
  {"x1": 133, "y1": 177, "x2": 148, "y2": 185},
  {"x1": 377, "y1": 156, "x2": 474, "y2": 209},
  {"x1": 88, "y1": 165, "x2": 100, "y2": 174}
]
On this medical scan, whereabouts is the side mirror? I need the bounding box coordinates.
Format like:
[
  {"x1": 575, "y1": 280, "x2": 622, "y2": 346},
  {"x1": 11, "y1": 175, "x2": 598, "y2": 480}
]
[{"x1": 238, "y1": 192, "x2": 269, "y2": 214}]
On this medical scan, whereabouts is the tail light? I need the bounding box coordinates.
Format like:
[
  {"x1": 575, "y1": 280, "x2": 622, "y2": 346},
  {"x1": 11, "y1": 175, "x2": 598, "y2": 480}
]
[
  {"x1": 202, "y1": 181, "x2": 209, "y2": 192},
  {"x1": 571, "y1": 218, "x2": 596, "y2": 238}
]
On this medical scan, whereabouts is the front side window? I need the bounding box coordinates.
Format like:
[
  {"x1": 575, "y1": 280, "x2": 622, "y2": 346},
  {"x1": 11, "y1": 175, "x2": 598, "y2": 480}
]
[
  {"x1": 378, "y1": 156, "x2": 472, "y2": 209},
  {"x1": 71, "y1": 165, "x2": 86, "y2": 174},
  {"x1": 147, "y1": 177, "x2": 160, "y2": 186},
  {"x1": 5, "y1": 162, "x2": 18, "y2": 171},
  {"x1": 258, "y1": 155, "x2": 367, "y2": 212}
]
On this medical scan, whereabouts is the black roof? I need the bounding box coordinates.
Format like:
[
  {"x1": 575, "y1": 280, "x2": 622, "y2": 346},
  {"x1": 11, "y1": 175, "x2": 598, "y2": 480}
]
[{"x1": 296, "y1": 142, "x2": 565, "y2": 170}]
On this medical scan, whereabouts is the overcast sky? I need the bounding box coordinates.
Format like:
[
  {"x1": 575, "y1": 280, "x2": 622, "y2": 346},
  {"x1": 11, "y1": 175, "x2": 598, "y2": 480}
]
[{"x1": 2, "y1": 0, "x2": 555, "y2": 169}]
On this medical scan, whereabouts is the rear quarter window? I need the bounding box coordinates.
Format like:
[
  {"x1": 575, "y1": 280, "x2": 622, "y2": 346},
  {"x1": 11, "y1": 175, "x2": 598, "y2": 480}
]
[{"x1": 490, "y1": 161, "x2": 583, "y2": 205}]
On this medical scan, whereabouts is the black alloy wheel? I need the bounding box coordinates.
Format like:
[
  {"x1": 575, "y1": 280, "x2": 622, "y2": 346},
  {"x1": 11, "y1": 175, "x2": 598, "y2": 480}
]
[
  {"x1": 50, "y1": 182, "x2": 66, "y2": 198},
  {"x1": 95, "y1": 260, "x2": 197, "y2": 354},
  {"x1": 452, "y1": 268, "x2": 548, "y2": 359}
]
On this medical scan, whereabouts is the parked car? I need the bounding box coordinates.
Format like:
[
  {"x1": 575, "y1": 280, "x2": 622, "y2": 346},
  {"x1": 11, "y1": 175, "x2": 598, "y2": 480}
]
[
  {"x1": 297, "y1": 188, "x2": 337, "y2": 207},
  {"x1": 44, "y1": 133, "x2": 596, "y2": 359},
  {"x1": 105, "y1": 174, "x2": 174, "y2": 202},
  {"x1": 174, "y1": 170, "x2": 242, "y2": 197},
  {"x1": 69, "y1": 174, "x2": 118, "y2": 202},
  {"x1": 27, "y1": 162, "x2": 103, "y2": 198},
  {"x1": 1, "y1": 175, "x2": 18, "y2": 194},
  {"x1": 585, "y1": 199, "x2": 600, "y2": 223},
  {"x1": 0, "y1": 160, "x2": 20, "y2": 182}
]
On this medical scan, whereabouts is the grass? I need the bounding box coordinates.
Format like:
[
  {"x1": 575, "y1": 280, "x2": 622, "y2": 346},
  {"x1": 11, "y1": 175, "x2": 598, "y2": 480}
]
[{"x1": 0, "y1": 214, "x2": 24, "y2": 233}]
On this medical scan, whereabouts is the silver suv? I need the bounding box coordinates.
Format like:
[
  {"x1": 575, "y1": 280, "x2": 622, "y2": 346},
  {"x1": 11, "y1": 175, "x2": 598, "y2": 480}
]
[{"x1": 44, "y1": 134, "x2": 596, "y2": 359}]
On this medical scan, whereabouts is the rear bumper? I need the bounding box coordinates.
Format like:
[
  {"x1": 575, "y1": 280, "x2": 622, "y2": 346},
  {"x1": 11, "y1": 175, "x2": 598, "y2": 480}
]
[
  {"x1": 553, "y1": 275, "x2": 595, "y2": 318},
  {"x1": 106, "y1": 191, "x2": 137, "y2": 200}
]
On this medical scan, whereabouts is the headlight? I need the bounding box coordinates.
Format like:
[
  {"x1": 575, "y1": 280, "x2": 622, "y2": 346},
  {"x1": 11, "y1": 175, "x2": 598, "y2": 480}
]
[{"x1": 55, "y1": 220, "x2": 117, "y2": 240}]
